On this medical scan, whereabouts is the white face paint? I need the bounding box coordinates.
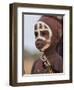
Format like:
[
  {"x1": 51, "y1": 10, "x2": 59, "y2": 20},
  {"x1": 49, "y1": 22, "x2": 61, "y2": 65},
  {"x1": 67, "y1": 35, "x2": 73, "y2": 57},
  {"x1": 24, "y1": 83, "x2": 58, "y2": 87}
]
[{"x1": 34, "y1": 21, "x2": 52, "y2": 52}]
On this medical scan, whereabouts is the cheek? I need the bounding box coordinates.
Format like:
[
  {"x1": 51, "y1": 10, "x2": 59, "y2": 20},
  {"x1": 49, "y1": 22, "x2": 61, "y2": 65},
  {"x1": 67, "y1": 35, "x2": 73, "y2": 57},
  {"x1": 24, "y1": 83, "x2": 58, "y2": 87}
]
[
  {"x1": 45, "y1": 35, "x2": 49, "y2": 39},
  {"x1": 44, "y1": 32, "x2": 49, "y2": 40}
]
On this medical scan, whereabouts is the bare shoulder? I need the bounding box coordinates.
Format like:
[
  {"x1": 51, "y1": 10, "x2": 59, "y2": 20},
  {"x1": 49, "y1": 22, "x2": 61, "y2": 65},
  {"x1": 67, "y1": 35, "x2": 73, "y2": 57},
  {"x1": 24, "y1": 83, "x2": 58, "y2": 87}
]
[{"x1": 51, "y1": 53, "x2": 63, "y2": 73}]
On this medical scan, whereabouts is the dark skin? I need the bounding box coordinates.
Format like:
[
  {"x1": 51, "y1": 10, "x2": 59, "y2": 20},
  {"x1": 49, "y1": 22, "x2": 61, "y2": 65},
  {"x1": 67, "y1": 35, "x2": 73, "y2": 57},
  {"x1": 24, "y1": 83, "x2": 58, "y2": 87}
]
[
  {"x1": 35, "y1": 31, "x2": 49, "y2": 39},
  {"x1": 35, "y1": 30, "x2": 49, "y2": 50},
  {"x1": 31, "y1": 30, "x2": 63, "y2": 74},
  {"x1": 44, "y1": 46, "x2": 63, "y2": 73},
  {"x1": 31, "y1": 46, "x2": 63, "y2": 74}
]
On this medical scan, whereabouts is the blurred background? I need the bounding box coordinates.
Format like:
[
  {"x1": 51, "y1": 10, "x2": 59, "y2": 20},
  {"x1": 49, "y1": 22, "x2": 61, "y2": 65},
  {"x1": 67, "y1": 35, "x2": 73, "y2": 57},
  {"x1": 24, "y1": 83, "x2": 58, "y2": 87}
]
[{"x1": 23, "y1": 15, "x2": 42, "y2": 74}]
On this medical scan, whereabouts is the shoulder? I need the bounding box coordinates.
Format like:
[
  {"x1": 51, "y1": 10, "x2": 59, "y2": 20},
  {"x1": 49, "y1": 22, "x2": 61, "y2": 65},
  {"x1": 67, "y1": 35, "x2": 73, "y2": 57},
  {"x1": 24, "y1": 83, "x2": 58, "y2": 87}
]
[
  {"x1": 52, "y1": 53, "x2": 63, "y2": 73},
  {"x1": 31, "y1": 59, "x2": 43, "y2": 74}
]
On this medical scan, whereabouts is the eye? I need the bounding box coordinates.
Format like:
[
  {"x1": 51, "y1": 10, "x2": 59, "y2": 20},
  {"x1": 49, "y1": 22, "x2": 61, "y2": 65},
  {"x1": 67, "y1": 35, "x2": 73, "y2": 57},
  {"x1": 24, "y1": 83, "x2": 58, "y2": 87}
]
[
  {"x1": 35, "y1": 32, "x2": 38, "y2": 38},
  {"x1": 40, "y1": 31, "x2": 46, "y2": 36},
  {"x1": 40, "y1": 31, "x2": 49, "y2": 39}
]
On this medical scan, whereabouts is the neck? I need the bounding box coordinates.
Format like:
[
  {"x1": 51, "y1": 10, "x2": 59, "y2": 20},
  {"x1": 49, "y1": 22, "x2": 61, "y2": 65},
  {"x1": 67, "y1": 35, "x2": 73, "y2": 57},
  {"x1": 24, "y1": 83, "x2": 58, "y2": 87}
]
[{"x1": 43, "y1": 46, "x2": 56, "y2": 57}]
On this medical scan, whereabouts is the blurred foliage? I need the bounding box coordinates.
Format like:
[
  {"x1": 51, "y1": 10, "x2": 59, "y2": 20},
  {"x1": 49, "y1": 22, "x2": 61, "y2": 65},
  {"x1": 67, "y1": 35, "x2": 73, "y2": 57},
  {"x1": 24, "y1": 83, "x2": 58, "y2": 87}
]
[{"x1": 23, "y1": 49, "x2": 41, "y2": 74}]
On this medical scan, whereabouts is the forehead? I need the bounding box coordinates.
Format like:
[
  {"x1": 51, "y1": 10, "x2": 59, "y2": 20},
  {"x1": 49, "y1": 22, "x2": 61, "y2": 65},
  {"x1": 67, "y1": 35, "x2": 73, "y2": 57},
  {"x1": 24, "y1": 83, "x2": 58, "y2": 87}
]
[
  {"x1": 34, "y1": 21, "x2": 52, "y2": 37},
  {"x1": 34, "y1": 21, "x2": 50, "y2": 31}
]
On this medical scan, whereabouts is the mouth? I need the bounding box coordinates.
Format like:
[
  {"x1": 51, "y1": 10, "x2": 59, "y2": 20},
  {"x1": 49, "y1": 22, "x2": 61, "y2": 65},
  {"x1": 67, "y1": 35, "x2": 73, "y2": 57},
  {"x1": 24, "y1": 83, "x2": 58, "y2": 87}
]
[{"x1": 35, "y1": 40, "x2": 45, "y2": 50}]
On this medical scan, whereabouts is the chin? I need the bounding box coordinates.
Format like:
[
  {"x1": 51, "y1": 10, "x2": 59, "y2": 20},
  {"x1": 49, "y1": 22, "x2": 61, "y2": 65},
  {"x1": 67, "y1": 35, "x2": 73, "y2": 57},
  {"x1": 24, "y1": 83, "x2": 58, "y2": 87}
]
[{"x1": 36, "y1": 46, "x2": 42, "y2": 51}]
